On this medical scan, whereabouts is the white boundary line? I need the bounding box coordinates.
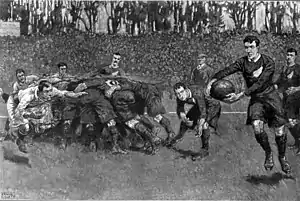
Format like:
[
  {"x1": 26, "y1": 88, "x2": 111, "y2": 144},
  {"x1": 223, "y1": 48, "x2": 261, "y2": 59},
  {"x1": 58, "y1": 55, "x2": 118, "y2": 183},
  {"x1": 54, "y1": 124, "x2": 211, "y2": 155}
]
[
  {"x1": 0, "y1": 112, "x2": 247, "y2": 119},
  {"x1": 166, "y1": 111, "x2": 247, "y2": 114}
]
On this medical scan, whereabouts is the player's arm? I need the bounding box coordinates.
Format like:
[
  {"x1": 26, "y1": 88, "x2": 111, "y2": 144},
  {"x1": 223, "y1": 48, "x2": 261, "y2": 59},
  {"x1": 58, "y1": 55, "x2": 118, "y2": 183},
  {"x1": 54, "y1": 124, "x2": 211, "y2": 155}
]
[
  {"x1": 73, "y1": 78, "x2": 106, "y2": 93},
  {"x1": 206, "y1": 58, "x2": 244, "y2": 96},
  {"x1": 28, "y1": 74, "x2": 40, "y2": 82},
  {"x1": 212, "y1": 58, "x2": 244, "y2": 81},
  {"x1": 244, "y1": 57, "x2": 275, "y2": 96},
  {"x1": 119, "y1": 68, "x2": 126, "y2": 76},
  {"x1": 52, "y1": 87, "x2": 87, "y2": 98},
  {"x1": 15, "y1": 93, "x2": 32, "y2": 121},
  {"x1": 12, "y1": 82, "x2": 19, "y2": 95},
  {"x1": 100, "y1": 66, "x2": 114, "y2": 75},
  {"x1": 0, "y1": 88, "x2": 9, "y2": 103},
  {"x1": 176, "y1": 98, "x2": 185, "y2": 119}
]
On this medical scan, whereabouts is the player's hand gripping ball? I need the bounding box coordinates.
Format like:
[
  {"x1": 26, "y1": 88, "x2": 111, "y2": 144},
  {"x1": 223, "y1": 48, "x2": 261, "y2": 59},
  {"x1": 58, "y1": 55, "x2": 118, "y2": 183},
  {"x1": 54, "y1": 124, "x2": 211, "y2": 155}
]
[{"x1": 210, "y1": 79, "x2": 236, "y2": 101}]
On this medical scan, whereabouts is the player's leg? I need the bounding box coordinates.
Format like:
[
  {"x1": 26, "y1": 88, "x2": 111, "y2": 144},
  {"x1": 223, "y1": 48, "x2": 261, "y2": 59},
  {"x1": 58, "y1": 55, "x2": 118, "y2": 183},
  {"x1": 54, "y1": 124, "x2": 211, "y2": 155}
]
[
  {"x1": 199, "y1": 101, "x2": 221, "y2": 153},
  {"x1": 124, "y1": 116, "x2": 157, "y2": 155},
  {"x1": 285, "y1": 100, "x2": 300, "y2": 154},
  {"x1": 166, "y1": 105, "x2": 197, "y2": 147},
  {"x1": 10, "y1": 124, "x2": 30, "y2": 153},
  {"x1": 249, "y1": 101, "x2": 274, "y2": 171},
  {"x1": 267, "y1": 91, "x2": 291, "y2": 174},
  {"x1": 59, "y1": 98, "x2": 79, "y2": 150},
  {"x1": 274, "y1": 124, "x2": 291, "y2": 174}
]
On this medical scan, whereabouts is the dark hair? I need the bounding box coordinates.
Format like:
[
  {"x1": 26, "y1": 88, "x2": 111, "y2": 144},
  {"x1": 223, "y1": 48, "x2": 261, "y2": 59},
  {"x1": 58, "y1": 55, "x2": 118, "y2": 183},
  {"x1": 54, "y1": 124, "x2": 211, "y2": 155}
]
[
  {"x1": 15, "y1": 68, "x2": 25, "y2": 76},
  {"x1": 113, "y1": 52, "x2": 121, "y2": 56},
  {"x1": 57, "y1": 62, "x2": 68, "y2": 68},
  {"x1": 287, "y1": 48, "x2": 297, "y2": 55},
  {"x1": 243, "y1": 35, "x2": 260, "y2": 47},
  {"x1": 38, "y1": 80, "x2": 51, "y2": 92},
  {"x1": 173, "y1": 82, "x2": 187, "y2": 91}
]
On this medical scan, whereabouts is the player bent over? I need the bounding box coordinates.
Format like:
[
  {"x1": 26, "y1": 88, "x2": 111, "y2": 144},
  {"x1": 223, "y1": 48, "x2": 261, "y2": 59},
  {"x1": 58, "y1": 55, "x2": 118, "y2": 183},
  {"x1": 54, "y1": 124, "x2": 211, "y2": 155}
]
[
  {"x1": 166, "y1": 82, "x2": 221, "y2": 157},
  {"x1": 120, "y1": 79, "x2": 176, "y2": 145},
  {"x1": 12, "y1": 80, "x2": 87, "y2": 153},
  {"x1": 206, "y1": 35, "x2": 291, "y2": 174},
  {"x1": 110, "y1": 87, "x2": 158, "y2": 155}
]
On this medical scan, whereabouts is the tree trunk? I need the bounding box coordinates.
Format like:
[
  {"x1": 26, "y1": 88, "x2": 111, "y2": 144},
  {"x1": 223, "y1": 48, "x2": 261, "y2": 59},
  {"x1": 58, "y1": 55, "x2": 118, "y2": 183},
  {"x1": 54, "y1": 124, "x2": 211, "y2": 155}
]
[
  {"x1": 269, "y1": 2, "x2": 276, "y2": 33},
  {"x1": 98, "y1": 3, "x2": 108, "y2": 33},
  {"x1": 292, "y1": 2, "x2": 298, "y2": 34},
  {"x1": 173, "y1": 1, "x2": 179, "y2": 33},
  {"x1": 181, "y1": 1, "x2": 187, "y2": 33},
  {"x1": 246, "y1": 2, "x2": 253, "y2": 30},
  {"x1": 265, "y1": 2, "x2": 269, "y2": 31}
]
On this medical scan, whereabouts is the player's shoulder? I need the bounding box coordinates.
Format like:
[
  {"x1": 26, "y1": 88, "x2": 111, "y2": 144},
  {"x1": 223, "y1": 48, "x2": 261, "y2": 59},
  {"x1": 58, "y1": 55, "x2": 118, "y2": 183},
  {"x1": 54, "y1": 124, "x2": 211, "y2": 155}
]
[
  {"x1": 260, "y1": 54, "x2": 275, "y2": 63},
  {"x1": 294, "y1": 63, "x2": 300, "y2": 69},
  {"x1": 13, "y1": 81, "x2": 19, "y2": 88},
  {"x1": 234, "y1": 56, "x2": 247, "y2": 65},
  {"x1": 26, "y1": 74, "x2": 39, "y2": 82},
  {"x1": 98, "y1": 63, "x2": 111, "y2": 69},
  {"x1": 19, "y1": 85, "x2": 36, "y2": 96},
  {"x1": 238, "y1": 55, "x2": 248, "y2": 61},
  {"x1": 294, "y1": 63, "x2": 300, "y2": 74}
]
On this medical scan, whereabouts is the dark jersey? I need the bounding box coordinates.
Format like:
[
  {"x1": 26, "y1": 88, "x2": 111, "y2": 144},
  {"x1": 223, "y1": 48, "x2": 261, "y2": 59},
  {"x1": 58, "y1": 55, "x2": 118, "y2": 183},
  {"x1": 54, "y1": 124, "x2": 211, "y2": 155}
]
[
  {"x1": 99, "y1": 65, "x2": 125, "y2": 76},
  {"x1": 275, "y1": 63, "x2": 300, "y2": 93},
  {"x1": 176, "y1": 87, "x2": 207, "y2": 120},
  {"x1": 84, "y1": 63, "x2": 126, "y2": 78},
  {"x1": 276, "y1": 63, "x2": 300, "y2": 106},
  {"x1": 111, "y1": 90, "x2": 137, "y2": 121},
  {"x1": 212, "y1": 54, "x2": 275, "y2": 97}
]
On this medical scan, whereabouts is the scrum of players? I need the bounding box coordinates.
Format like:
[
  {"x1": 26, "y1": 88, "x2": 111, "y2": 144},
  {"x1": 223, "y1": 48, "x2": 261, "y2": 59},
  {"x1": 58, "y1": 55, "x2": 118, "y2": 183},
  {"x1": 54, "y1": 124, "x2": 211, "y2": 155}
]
[{"x1": 0, "y1": 35, "x2": 299, "y2": 176}]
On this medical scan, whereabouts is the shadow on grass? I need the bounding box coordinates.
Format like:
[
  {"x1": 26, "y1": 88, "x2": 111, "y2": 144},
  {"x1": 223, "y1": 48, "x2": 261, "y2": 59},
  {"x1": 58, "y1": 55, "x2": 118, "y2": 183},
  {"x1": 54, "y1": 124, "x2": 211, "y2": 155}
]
[
  {"x1": 2, "y1": 146, "x2": 32, "y2": 168},
  {"x1": 245, "y1": 172, "x2": 296, "y2": 186},
  {"x1": 171, "y1": 147, "x2": 208, "y2": 160}
]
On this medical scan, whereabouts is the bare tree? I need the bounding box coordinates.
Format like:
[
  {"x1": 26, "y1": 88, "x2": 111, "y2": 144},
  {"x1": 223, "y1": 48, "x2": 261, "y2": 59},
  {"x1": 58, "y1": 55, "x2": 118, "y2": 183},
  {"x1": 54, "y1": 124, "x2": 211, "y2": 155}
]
[
  {"x1": 225, "y1": 1, "x2": 247, "y2": 30},
  {"x1": 285, "y1": 1, "x2": 300, "y2": 34}
]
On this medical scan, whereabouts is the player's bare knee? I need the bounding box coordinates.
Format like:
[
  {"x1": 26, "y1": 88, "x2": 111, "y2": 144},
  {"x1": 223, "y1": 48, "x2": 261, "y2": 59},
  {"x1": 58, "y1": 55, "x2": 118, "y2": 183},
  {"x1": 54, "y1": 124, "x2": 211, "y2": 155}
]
[
  {"x1": 107, "y1": 119, "x2": 116, "y2": 127},
  {"x1": 252, "y1": 120, "x2": 264, "y2": 135},
  {"x1": 203, "y1": 122, "x2": 209, "y2": 130},
  {"x1": 154, "y1": 114, "x2": 163, "y2": 123},
  {"x1": 275, "y1": 125, "x2": 285, "y2": 136}
]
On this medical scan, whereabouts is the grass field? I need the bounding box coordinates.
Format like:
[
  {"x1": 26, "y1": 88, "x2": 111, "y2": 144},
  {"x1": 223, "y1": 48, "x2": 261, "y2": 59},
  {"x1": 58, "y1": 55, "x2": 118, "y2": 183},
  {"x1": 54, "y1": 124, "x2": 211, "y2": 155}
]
[{"x1": 1, "y1": 94, "x2": 300, "y2": 200}]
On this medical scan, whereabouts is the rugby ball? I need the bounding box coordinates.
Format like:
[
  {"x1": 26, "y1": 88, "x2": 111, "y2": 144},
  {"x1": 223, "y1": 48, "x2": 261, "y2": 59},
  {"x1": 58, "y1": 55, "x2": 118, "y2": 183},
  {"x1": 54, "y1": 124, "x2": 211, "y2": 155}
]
[{"x1": 210, "y1": 79, "x2": 235, "y2": 100}]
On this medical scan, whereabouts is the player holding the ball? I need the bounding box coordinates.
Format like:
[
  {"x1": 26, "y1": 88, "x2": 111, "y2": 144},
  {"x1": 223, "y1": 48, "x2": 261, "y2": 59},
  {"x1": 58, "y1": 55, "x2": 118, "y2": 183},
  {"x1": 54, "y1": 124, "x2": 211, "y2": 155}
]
[{"x1": 206, "y1": 35, "x2": 291, "y2": 175}]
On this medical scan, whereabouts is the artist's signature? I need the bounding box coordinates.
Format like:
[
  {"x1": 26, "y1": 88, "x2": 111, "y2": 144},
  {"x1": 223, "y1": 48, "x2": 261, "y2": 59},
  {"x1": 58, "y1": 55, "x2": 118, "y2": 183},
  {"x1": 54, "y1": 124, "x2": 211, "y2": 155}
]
[{"x1": 1, "y1": 191, "x2": 16, "y2": 199}]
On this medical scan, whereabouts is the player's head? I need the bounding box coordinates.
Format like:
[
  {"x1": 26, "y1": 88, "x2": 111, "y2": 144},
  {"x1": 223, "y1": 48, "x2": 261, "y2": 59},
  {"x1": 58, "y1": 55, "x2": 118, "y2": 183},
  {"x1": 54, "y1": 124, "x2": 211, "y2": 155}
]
[
  {"x1": 111, "y1": 52, "x2": 121, "y2": 68},
  {"x1": 16, "y1": 68, "x2": 26, "y2": 83},
  {"x1": 243, "y1": 35, "x2": 260, "y2": 61},
  {"x1": 197, "y1": 53, "x2": 207, "y2": 65},
  {"x1": 38, "y1": 80, "x2": 53, "y2": 99},
  {"x1": 57, "y1": 62, "x2": 68, "y2": 76},
  {"x1": 286, "y1": 48, "x2": 297, "y2": 65},
  {"x1": 174, "y1": 82, "x2": 189, "y2": 101}
]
